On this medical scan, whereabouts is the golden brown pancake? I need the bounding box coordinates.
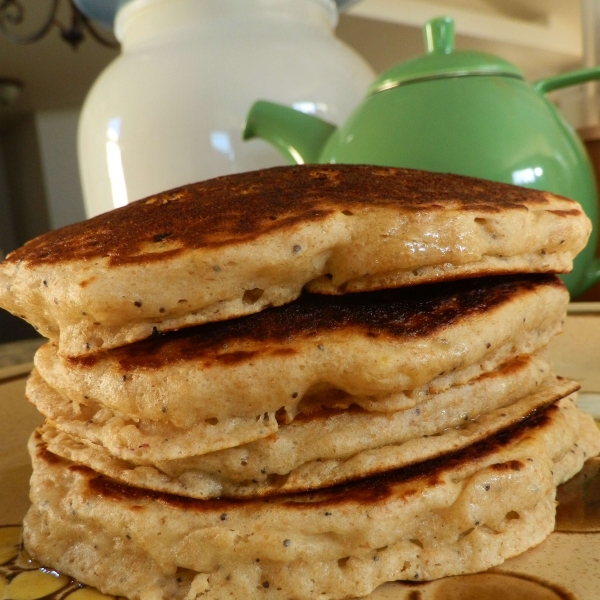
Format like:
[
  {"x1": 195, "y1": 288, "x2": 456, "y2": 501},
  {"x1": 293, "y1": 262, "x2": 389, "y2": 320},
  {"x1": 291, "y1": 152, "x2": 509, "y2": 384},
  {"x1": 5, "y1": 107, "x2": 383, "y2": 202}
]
[
  {"x1": 0, "y1": 165, "x2": 589, "y2": 356},
  {"x1": 24, "y1": 395, "x2": 600, "y2": 600},
  {"x1": 36, "y1": 357, "x2": 576, "y2": 498},
  {"x1": 32, "y1": 275, "x2": 568, "y2": 461}
]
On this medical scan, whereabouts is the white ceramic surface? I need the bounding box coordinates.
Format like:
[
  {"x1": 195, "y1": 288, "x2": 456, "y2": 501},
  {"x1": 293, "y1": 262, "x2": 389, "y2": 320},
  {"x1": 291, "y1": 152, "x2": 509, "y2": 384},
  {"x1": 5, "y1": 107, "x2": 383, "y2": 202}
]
[{"x1": 77, "y1": 0, "x2": 375, "y2": 217}]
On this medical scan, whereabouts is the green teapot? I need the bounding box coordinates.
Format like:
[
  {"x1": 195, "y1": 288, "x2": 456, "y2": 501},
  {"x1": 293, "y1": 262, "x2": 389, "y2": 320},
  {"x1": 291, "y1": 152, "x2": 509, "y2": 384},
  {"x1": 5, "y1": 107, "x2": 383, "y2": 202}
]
[{"x1": 244, "y1": 16, "x2": 600, "y2": 297}]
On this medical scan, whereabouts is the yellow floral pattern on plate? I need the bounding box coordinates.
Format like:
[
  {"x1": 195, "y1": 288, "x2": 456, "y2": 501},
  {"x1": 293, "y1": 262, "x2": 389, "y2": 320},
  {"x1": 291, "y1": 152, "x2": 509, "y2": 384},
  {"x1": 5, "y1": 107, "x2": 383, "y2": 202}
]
[{"x1": 0, "y1": 526, "x2": 118, "y2": 600}]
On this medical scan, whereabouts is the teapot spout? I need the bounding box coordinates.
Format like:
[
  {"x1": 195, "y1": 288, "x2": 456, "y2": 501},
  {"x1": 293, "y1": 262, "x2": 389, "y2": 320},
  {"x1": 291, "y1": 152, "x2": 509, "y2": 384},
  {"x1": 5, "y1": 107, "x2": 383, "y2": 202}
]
[{"x1": 243, "y1": 100, "x2": 337, "y2": 165}]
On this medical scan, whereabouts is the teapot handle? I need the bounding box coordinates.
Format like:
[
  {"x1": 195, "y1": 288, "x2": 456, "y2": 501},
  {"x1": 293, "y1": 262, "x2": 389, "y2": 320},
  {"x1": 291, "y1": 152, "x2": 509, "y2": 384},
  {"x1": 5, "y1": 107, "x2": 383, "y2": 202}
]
[{"x1": 533, "y1": 66, "x2": 600, "y2": 95}]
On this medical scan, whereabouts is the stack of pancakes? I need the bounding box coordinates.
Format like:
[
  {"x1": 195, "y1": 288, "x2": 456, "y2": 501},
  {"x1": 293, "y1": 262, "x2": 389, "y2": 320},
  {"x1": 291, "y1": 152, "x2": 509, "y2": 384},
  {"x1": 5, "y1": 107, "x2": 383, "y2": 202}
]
[{"x1": 1, "y1": 165, "x2": 599, "y2": 600}]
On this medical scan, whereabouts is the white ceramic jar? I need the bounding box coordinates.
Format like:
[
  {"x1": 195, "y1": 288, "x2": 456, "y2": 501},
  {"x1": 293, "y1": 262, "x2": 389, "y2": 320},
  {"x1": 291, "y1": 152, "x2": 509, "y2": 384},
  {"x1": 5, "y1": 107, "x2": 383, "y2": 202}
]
[{"x1": 78, "y1": 0, "x2": 375, "y2": 217}]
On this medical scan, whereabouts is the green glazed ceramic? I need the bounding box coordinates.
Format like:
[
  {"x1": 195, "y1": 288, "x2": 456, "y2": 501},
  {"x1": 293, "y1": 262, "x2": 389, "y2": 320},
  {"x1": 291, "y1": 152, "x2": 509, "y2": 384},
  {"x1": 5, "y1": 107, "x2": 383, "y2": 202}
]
[{"x1": 244, "y1": 17, "x2": 600, "y2": 297}]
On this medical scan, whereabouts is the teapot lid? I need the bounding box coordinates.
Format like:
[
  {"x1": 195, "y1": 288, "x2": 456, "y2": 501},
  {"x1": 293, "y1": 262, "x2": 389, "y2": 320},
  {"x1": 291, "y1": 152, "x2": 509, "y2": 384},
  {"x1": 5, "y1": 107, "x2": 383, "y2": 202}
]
[{"x1": 368, "y1": 17, "x2": 524, "y2": 95}]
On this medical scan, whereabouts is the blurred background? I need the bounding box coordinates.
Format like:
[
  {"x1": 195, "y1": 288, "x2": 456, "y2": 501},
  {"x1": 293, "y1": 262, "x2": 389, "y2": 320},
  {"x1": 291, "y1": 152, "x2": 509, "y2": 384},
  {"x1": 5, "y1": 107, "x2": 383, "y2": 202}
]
[{"x1": 0, "y1": 0, "x2": 599, "y2": 346}]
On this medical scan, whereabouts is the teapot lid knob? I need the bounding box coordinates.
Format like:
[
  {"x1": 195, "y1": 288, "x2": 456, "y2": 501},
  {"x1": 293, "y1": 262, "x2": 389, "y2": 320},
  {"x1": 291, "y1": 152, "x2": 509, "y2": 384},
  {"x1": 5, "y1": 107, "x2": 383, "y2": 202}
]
[{"x1": 424, "y1": 17, "x2": 455, "y2": 55}]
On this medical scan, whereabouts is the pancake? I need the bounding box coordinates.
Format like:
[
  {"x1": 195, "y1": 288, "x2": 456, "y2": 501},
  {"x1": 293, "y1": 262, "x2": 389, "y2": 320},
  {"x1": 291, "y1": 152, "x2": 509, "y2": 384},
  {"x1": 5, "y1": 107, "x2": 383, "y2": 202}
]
[
  {"x1": 24, "y1": 395, "x2": 600, "y2": 600},
  {"x1": 32, "y1": 275, "x2": 569, "y2": 460},
  {"x1": 27, "y1": 369, "x2": 278, "y2": 464},
  {"x1": 0, "y1": 165, "x2": 589, "y2": 357},
  {"x1": 37, "y1": 356, "x2": 578, "y2": 498}
]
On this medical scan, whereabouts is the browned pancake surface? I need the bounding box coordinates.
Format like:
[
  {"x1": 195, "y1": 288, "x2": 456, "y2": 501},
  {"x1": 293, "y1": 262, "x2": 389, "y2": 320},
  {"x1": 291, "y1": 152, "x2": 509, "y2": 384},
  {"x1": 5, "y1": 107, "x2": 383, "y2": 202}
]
[
  {"x1": 26, "y1": 394, "x2": 600, "y2": 600},
  {"x1": 40, "y1": 400, "x2": 556, "y2": 512},
  {"x1": 70, "y1": 274, "x2": 563, "y2": 371},
  {"x1": 4, "y1": 165, "x2": 579, "y2": 268}
]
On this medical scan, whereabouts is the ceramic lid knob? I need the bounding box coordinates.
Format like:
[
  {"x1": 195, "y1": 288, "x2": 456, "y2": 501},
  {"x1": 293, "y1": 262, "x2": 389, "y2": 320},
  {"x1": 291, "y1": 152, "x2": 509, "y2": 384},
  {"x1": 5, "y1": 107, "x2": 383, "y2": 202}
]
[{"x1": 424, "y1": 16, "x2": 454, "y2": 55}]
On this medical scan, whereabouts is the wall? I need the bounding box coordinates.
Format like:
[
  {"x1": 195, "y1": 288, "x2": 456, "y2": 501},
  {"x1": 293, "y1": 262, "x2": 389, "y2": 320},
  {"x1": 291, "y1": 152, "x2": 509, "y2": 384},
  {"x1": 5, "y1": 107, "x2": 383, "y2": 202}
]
[
  {"x1": 0, "y1": 115, "x2": 49, "y2": 251},
  {"x1": 0, "y1": 108, "x2": 86, "y2": 254},
  {"x1": 35, "y1": 109, "x2": 86, "y2": 230},
  {"x1": 0, "y1": 144, "x2": 16, "y2": 259}
]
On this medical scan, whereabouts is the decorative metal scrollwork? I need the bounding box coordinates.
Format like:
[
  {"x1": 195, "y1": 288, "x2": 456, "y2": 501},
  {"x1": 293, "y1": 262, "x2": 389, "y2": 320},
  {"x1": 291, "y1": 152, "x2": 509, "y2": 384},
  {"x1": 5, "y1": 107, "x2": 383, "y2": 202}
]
[{"x1": 0, "y1": 0, "x2": 119, "y2": 49}]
